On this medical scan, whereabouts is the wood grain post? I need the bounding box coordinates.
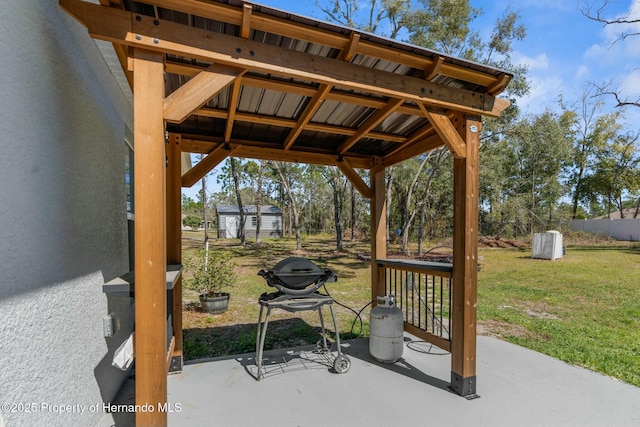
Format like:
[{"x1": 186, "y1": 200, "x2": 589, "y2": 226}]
[
  {"x1": 133, "y1": 48, "x2": 168, "y2": 426},
  {"x1": 370, "y1": 163, "x2": 387, "y2": 302},
  {"x1": 167, "y1": 133, "x2": 183, "y2": 373},
  {"x1": 451, "y1": 114, "x2": 481, "y2": 397}
]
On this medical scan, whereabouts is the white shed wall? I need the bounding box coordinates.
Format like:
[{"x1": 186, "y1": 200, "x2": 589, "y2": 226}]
[{"x1": 0, "y1": 2, "x2": 132, "y2": 426}]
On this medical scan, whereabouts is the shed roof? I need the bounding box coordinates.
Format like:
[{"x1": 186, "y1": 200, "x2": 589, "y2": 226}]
[{"x1": 216, "y1": 204, "x2": 282, "y2": 215}]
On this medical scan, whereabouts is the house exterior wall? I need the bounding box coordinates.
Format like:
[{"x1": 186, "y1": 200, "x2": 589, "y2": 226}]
[
  {"x1": 218, "y1": 214, "x2": 282, "y2": 239},
  {"x1": 0, "y1": 2, "x2": 132, "y2": 426}
]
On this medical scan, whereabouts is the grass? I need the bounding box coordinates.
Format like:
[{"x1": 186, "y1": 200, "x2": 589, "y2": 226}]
[
  {"x1": 477, "y1": 243, "x2": 640, "y2": 387},
  {"x1": 181, "y1": 233, "x2": 373, "y2": 359},
  {"x1": 181, "y1": 231, "x2": 640, "y2": 388}
]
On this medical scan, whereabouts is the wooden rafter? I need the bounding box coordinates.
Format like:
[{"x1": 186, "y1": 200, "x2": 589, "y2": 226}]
[
  {"x1": 240, "y1": 3, "x2": 252, "y2": 39},
  {"x1": 164, "y1": 63, "x2": 243, "y2": 123},
  {"x1": 338, "y1": 32, "x2": 360, "y2": 62},
  {"x1": 59, "y1": 0, "x2": 509, "y2": 117},
  {"x1": 284, "y1": 84, "x2": 332, "y2": 150},
  {"x1": 423, "y1": 56, "x2": 445, "y2": 81},
  {"x1": 487, "y1": 72, "x2": 511, "y2": 95},
  {"x1": 338, "y1": 98, "x2": 405, "y2": 155},
  {"x1": 224, "y1": 77, "x2": 243, "y2": 142}
]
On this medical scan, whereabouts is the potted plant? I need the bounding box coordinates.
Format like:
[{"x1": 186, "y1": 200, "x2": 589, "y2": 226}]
[{"x1": 184, "y1": 248, "x2": 236, "y2": 314}]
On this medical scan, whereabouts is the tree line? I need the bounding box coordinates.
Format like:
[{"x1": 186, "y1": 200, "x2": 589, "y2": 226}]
[{"x1": 183, "y1": 0, "x2": 640, "y2": 251}]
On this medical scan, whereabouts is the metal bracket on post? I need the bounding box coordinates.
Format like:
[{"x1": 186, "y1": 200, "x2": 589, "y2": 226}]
[
  {"x1": 169, "y1": 355, "x2": 183, "y2": 374},
  {"x1": 450, "y1": 373, "x2": 479, "y2": 400}
]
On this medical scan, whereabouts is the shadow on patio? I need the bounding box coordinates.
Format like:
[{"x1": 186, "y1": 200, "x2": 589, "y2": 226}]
[{"x1": 164, "y1": 335, "x2": 640, "y2": 427}]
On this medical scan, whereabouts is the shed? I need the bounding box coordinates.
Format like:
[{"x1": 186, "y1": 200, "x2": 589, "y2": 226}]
[{"x1": 216, "y1": 204, "x2": 282, "y2": 238}]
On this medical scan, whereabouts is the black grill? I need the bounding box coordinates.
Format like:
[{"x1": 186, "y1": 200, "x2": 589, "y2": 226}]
[
  {"x1": 255, "y1": 257, "x2": 350, "y2": 379},
  {"x1": 258, "y1": 257, "x2": 336, "y2": 295}
]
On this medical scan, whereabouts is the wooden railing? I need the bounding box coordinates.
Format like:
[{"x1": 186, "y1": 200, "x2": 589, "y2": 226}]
[{"x1": 377, "y1": 259, "x2": 452, "y2": 352}]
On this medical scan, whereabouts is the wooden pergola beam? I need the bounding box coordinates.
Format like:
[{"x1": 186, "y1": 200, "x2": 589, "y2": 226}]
[
  {"x1": 164, "y1": 63, "x2": 243, "y2": 123},
  {"x1": 166, "y1": 61, "x2": 427, "y2": 117},
  {"x1": 179, "y1": 136, "x2": 373, "y2": 170},
  {"x1": 59, "y1": 0, "x2": 509, "y2": 117},
  {"x1": 335, "y1": 158, "x2": 373, "y2": 199},
  {"x1": 194, "y1": 107, "x2": 407, "y2": 143},
  {"x1": 143, "y1": 0, "x2": 501, "y2": 88},
  {"x1": 383, "y1": 133, "x2": 444, "y2": 167},
  {"x1": 181, "y1": 143, "x2": 234, "y2": 187},
  {"x1": 420, "y1": 105, "x2": 467, "y2": 158}
]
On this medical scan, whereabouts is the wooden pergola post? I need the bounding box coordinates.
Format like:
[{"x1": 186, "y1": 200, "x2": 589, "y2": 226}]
[
  {"x1": 370, "y1": 163, "x2": 387, "y2": 301},
  {"x1": 167, "y1": 133, "x2": 183, "y2": 372},
  {"x1": 133, "y1": 48, "x2": 168, "y2": 426},
  {"x1": 450, "y1": 114, "x2": 481, "y2": 397}
]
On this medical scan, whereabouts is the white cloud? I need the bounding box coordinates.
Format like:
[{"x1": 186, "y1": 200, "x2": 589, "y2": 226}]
[
  {"x1": 516, "y1": 74, "x2": 564, "y2": 113},
  {"x1": 575, "y1": 65, "x2": 590, "y2": 80},
  {"x1": 514, "y1": 52, "x2": 550, "y2": 71},
  {"x1": 619, "y1": 69, "x2": 640, "y2": 96},
  {"x1": 586, "y1": 1, "x2": 640, "y2": 63}
]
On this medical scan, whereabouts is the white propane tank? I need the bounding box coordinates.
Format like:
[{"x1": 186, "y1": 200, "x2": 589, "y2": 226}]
[{"x1": 369, "y1": 295, "x2": 404, "y2": 363}]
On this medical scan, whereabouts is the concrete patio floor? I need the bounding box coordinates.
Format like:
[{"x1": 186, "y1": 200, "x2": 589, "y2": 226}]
[{"x1": 164, "y1": 335, "x2": 640, "y2": 427}]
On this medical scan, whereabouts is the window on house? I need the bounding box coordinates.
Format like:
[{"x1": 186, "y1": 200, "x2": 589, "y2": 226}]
[
  {"x1": 125, "y1": 142, "x2": 134, "y2": 217},
  {"x1": 125, "y1": 136, "x2": 134, "y2": 270},
  {"x1": 251, "y1": 216, "x2": 257, "y2": 227}
]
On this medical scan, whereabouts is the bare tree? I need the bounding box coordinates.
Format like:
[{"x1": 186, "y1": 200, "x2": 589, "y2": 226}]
[
  {"x1": 255, "y1": 160, "x2": 264, "y2": 244},
  {"x1": 581, "y1": 1, "x2": 640, "y2": 43},
  {"x1": 229, "y1": 157, "x2": 246, "y2": 245},
  {"x1": 272, "y1": 161, "x2": 302, "y2": 251},
  {"x1": 581, "y1": 1, "x2": 640, "y2": 108}
]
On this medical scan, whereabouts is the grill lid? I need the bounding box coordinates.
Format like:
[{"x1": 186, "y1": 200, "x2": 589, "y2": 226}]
[{"x1": 268, "y1": 257, "x2": 325, "y2": 288}]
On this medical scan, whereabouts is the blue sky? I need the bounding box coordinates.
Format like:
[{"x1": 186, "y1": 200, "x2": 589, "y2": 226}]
[
  {"x1": 254, "y1": 0, "x2": 640, "y2": 117},
  {"x1": 183, "y1": 0, "x2": 640, "y2": 200}
]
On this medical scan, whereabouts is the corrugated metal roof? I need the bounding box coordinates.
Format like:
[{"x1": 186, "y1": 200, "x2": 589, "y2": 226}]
[{"x1": 118, "y1": 0, "x2": 512, "y2": 169}]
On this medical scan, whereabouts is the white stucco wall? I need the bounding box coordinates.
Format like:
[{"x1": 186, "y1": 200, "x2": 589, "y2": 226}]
[{"x1": 0, "y1": 2, "x2": 133, "y2": 426}]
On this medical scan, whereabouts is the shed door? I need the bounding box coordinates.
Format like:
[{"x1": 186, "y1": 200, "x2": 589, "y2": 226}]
[{"x1": 226, "y1": 216, "x2": 238, "y2": 238}]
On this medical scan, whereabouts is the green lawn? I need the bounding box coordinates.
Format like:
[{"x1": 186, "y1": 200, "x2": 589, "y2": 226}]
[
  {"x1": 181, "y1": 232, "x2": 640, "y2": 387},
  {"x1": 478, "y1": 244, "x2": 640, "y2": 387}
]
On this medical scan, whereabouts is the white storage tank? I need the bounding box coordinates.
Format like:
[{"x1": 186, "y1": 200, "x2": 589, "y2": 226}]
[
  {"x1": 532, "y1": 230, "x2": 564, "y2": 260},
  {"x1": 369, "y1": 295, "x2": 404, "y2": 363}
]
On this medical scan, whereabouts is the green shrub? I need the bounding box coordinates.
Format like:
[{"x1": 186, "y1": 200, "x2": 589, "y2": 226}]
[{"x1": 184, "y1": 249, "x2": 237, "y2": 296}]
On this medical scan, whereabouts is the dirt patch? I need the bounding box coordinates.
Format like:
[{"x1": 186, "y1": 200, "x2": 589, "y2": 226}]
[
  {"x1": 477, "y1": 319, "x2": 532, "y2": 339},
  {"x1": 518, "y1": 301, "x2": 560, "y2": 320},
  {"x1": 478, "y1": 236, "x2": 528, "y2": 249}
]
